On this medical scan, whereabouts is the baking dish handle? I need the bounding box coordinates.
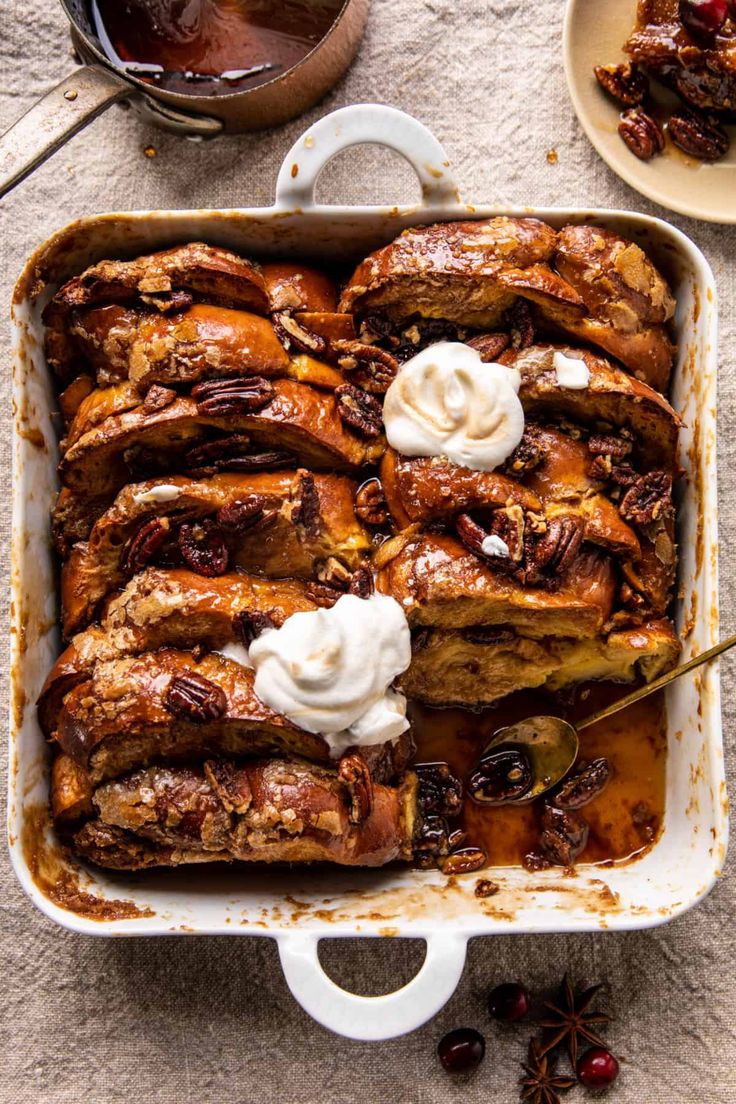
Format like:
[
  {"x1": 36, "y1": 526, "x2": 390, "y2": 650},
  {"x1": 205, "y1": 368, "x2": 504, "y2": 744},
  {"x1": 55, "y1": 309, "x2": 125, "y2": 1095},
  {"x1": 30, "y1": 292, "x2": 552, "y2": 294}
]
[
  {"x1": 277, "y1": 930, "x2": 467, "y2": 1040},
  {"x1": 274, "y1": 104, "x2": 460, "y2": 210}
]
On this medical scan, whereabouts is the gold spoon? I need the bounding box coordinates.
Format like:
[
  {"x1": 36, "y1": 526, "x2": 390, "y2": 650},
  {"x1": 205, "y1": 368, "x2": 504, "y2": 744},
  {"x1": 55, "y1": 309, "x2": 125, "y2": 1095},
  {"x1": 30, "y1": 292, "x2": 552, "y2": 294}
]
[{"x1": 470, "y1": 632, "x2": 736, "y2": 806}]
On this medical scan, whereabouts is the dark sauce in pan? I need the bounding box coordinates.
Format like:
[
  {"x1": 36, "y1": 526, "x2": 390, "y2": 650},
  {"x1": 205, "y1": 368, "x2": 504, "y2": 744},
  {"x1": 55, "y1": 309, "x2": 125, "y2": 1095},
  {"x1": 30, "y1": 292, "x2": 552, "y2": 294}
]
[
  {"x1": 92, "y1": 0, "x2": 345, "y2": 95},
  {"x1": 410, "y1": 682, "x2": 666, "y2": 869}
]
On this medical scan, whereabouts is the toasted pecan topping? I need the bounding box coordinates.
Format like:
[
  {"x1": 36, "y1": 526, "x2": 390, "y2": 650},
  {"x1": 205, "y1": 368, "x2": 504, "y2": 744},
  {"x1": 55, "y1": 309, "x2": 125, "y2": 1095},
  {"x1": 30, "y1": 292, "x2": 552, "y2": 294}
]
[
  {"x1": 121, "y1": 517, "x2": 170, "y2": 574},
  {"x1": 331, "y1": 340, "x2": 399, "y2": 394},
  {"x1": 334, "y1": 383, "x2": 383, "y2": 439},
  {"x1": 232, "y1": 609, "x2": 276, "y2": 647},
  {"x1": 347, "y1": 564, "x2": 374, "y2": 598},
  {"x1": 178, "y1": 519, "x2": 229, "y2": 577},
  {"x1": 338, "y1": 754, "x2": 374, "y2": 824},
  {"x1": 292, "y1": 470, "x2": 321, "y2": 539},
  {"x1": 164, "y1": 672, "x2": 227, "y2": 723},
  {"x1": 594, "y1": 62, "x2": 648, "y2": 106},
  {"x1": 192, "y1": 376, "x2": 275, "y2": 416},
  {"x1": 273, "y1": 311, "x2": 327, "y2": 356},
  {"x1": 354, "y1": 477, "x2": 388, "y2": 526},
  {"x1": 216, "y1": 494, "x2": 269, "y2": 533},
  {"x1": 619, "y1": 471, "x2": 672, "y2": 526}
]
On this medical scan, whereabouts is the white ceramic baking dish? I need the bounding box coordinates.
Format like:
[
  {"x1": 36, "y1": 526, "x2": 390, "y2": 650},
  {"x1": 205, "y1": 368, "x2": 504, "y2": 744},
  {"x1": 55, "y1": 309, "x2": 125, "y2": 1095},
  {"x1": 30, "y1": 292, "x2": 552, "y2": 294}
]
[{"x1": 8, "y1": 104, "x2": 727, "y2": 1042}]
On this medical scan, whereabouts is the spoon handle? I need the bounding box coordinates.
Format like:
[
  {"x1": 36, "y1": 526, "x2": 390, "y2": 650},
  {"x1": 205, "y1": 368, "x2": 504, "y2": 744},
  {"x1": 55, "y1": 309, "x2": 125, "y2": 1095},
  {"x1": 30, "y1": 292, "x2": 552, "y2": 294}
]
[{"x1": 577, "y1": 630, "x2": 736, "y2": 731}]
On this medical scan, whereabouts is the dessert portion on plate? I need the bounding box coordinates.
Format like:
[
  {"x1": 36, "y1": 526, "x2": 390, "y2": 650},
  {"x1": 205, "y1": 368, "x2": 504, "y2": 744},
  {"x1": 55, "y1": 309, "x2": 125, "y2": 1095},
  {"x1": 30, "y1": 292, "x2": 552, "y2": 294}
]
[
  {"x1": 595, "y1": 0, "x2": 734, "y2": 162},
  {"x1": 40, "y1": 222, "x2": 682, "y2": 874}
]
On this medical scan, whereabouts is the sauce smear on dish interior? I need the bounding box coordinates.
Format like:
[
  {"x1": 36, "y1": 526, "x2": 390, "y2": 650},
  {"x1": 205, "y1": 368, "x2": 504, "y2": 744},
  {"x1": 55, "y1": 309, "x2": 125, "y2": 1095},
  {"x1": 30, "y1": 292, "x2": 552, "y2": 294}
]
[{"x1": 411, "y1": 685, "x2": 666, "y2": 868}]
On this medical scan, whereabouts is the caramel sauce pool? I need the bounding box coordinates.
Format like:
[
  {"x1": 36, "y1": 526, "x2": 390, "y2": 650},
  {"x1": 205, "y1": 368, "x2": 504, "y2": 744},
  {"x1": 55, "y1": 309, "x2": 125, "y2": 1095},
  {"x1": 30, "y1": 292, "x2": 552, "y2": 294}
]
[
  {"x1": 410, "y1": 683, "x2": 666, "y2": 868},
  {"x1": 93, "y1": 0, "x2": 344, "y2": 94}
]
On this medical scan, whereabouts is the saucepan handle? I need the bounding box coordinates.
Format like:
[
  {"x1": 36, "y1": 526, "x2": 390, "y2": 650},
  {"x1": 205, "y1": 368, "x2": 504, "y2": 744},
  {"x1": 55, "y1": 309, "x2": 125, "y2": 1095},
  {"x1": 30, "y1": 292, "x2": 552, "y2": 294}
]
[
  {"x1": 277, "y1": 931, "x2": 467, "y2": 1041},
  {"x1": 274, "y1": 103, "x2": 461, "y2": 210},
  {"x1": 0, "y1": 64, "x2": 130, "y2": 201}
]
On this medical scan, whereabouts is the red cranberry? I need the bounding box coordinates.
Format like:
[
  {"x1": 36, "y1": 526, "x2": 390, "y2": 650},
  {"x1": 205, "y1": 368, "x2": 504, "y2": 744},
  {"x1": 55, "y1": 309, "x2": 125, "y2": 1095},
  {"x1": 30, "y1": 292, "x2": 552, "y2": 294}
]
[
  {"x1": 488, "y1": 982, "x2": 531, "y2": 1022},
  {"x1": 437, "y1": 1027, "x2": 486, "y2": 1073},
  {"x1": 679, "y1": 0, "x2": 728, "y2": 39},
  {"x1": 577, "y1": 1047, "x2": 620, "y2": 1088}
]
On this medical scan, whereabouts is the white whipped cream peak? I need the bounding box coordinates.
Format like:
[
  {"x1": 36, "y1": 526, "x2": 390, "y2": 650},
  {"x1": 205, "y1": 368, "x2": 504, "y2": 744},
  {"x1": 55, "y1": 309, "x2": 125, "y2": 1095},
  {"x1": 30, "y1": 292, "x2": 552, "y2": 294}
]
[
  {"x1": 248, "y1": 592, "x2": 411, "y2": 757},
  {"x1": 553, "y1": 350, "x2": 590, "y2": 390},
  {"x1": 481, "y1": 534, "x2": 510, "y2": 558},
  {"x1": 383, "y1": 342, "x2": 525, "y2": 473},
  {"x1": 131, "y1": 483, "x2": 182, "y2": 506}
]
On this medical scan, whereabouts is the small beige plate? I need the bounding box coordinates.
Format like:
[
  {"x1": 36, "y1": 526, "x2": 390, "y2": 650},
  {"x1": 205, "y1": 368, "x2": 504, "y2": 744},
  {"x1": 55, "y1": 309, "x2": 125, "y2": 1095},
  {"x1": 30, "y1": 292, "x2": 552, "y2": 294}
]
[{"x1": 563, "y1": 0, "x2": 736, "y2": 223}]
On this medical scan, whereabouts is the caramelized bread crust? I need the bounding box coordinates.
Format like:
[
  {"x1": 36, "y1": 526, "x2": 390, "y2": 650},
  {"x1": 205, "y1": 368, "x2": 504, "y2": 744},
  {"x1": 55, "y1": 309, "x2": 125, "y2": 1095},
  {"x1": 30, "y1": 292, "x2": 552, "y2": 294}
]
[
  {"x1": 67, "y1": 304, "x2": 344, "y2": 393},
  {"x1": 59, "y1": 379, "x2": 385, "y2": 501},
  {"x1": 39, "y1": 568, "x2": 321, "y2": 735},
  {"x1": 72, "y1": 761, "x2": 418, "y2": 869},
  {"x1": 504, "y1": 344, "x2": 681, "y2": 467},
  {"x1": 377, "y1": 533, "x2": 616, "y2": 637},
  {"x1": 60, "y1": 470, "x2": 370, "y2": 635},
  {"x1": 52, "y1": 646, "x2": 414, "y2": 787},
  {"x1": 340, "y1": 221, "x2": 676, "y2": 386}
]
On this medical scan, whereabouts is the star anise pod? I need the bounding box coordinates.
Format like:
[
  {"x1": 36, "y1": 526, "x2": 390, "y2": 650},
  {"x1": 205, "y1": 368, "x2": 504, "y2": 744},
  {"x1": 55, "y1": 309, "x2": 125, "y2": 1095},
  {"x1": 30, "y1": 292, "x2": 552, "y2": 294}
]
[
  {"x1": 520, "y1": 1038, "x2": 576, "y2": 1104},
  {"x1": 539, "y1": 975, "x2": 609, "y2": 1066}
]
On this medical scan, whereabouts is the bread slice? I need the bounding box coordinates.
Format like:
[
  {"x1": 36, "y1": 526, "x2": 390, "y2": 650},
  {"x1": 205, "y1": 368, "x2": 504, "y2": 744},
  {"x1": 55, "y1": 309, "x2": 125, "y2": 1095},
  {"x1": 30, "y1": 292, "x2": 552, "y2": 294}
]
[
  {"x1": 403, "y1": 619, "x2": 680, "y2": 705},
  {"x1": 71, "y1": 760, "x2": 418, "y2": 868},
  {"x1": 378, "y1": 532, "x2": 616, "y2": 637},
  {"x1": 60, "y1": 470, "x2": 370, "y2": 635},
  {"x1": 59, "y1": 378, "x2": 385, "y2": 502}
]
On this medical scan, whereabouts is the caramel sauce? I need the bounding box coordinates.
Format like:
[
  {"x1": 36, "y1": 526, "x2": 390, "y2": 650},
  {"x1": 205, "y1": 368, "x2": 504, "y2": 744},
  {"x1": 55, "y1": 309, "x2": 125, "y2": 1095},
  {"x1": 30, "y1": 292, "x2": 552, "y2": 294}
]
[
  {"x1": 92, "y1": 0, "x2": 344, "y2": 95},
  {"x1": 410, "y1": 683, "x2": 666, "y2": 868}
]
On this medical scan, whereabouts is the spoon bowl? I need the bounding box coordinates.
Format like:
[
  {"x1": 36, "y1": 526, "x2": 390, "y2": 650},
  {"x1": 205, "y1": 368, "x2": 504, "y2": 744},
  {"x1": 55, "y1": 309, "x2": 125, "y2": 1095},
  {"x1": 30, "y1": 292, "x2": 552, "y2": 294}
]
[{"x1": 470, "y1": 716, "x2": 579, "y2": 805}]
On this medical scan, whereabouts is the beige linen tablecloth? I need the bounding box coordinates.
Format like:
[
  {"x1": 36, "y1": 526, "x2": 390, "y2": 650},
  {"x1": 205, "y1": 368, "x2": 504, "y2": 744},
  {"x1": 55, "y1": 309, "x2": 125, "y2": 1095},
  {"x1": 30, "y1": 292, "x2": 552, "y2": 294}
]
[{"x1": 1, "y1": 2, "x2": 735, "y2": 1101}]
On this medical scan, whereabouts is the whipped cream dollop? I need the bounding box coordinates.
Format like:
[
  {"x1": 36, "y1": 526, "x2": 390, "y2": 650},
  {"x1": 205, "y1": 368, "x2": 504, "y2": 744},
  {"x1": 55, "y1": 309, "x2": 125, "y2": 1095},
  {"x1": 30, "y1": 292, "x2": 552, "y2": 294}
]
[
  {"x1": 249, "y1": 593, "x2": 411, "y2": 757},
  {"x1": 131, "y1": 483, "x2": 182, "y2": 506},
  {"x1": 481, "y1": 534, "x2": 510, "y2": 558},
  {"x1": 553, "y1": 350, "x2": 590, "y2": 390},
  {"x1": 383, "y1": 342, "x2": 525, "y2": 473}
]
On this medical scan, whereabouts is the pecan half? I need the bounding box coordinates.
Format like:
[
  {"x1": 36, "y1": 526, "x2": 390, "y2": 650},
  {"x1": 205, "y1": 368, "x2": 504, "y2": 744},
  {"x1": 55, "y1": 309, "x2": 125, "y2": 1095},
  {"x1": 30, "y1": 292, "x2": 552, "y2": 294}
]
[
  {"x1": 316, "y1": 556, "x2": 353, "y2": 590},
  {"x1": 553, "y1": 758, "x2": 611, "y2": 810},
  {"x1": 192, "y1": 376, "x2": 275, "y2": 416},
  {"x1": 331, "y1": 340, "x2": 399, "y2": 394},
  {"x1": 141, "y1": 384, "x2": 177, "y2": 412},
  {"x1": 456, "y1": 511, "x2": 522, "y2": 569},
  {"x1": 587, "y1": 433, "x2": 633, "y2": 460},
  {"x1": 619, "y1": 471, "x2": 672, "y2": 526},
  {"x1": 186, "y1": 435, "x2": 293, "y2": 476},
  {"x1": 164, "y1": 672, "x2": 227, "y2": 722},
  {"x1": 527, "y1": 515, "x2": 583, "y2": 581},
  {"x1": 505, "y1": 425, "x2": 546, "y2": 477},
  {"x1": 216, "y1": 494, "x2": 268, "y2": 533},
  {"x1": 178, "y1": 519, "x2": 229, "y2": 576},
  {"x1": 121, "y1": 517, "x2": 170, "y2": 574},
  {"x1": 272, "y1": 311, "x2": 327, "y2": 356},
  {"x1": 414, "y1": 762, "x2": 463, "y2": 816},
  {"x1": 413, "y1": 814, "x2": 451, "y2": 862},
  {"x1": 594, "y1": 62, "x2": 649, "y2": 105},
  {"x1": 440, "y1": 848, "x2": 487, "y2": 875},
  {"x1": 334, "y1": 383, "x2": 383, "y2": 438},
  {"x1": 506, "y1": 300, "x2": 535, "y2": 349},
  {"x1": 232, "y1": 609, "x2": 275, "y2": 647},
  {"x1": 355, "y1": 477, "x2": 388, "y2": 526},
  {"x1": 618, "y1": 108, "x2": 665, "y2": 160},
  {"x1": 539, "y1": 803, "x2": 589, "y2": 867},
  {"x1": 468, "y1": 749, "x2": 533, "y2": 805},
  {"x1": 303, "y1": 580, "x2": 343, "y2": 608},
  {"x1": 466, "y1": 332, "x2": 511, "y2": 362},
  {"x1": 292, "y1": 471, "x2": 321, "y2": 539},
  {"x1": 589, "y1": 454, "x2": 638, "y2": 486},
  {"x1": 667, "y1": 108, "x2": 730, "y2": 162},
  {"x1": 338, "y1": 754, "x2": 374, "y2": 824},
  {"x1": 204, "y1": 759, "x2": 252, "y2": 814},
  {"x1": 347, "y1": 564, "x2": 375, "y2": 598}
]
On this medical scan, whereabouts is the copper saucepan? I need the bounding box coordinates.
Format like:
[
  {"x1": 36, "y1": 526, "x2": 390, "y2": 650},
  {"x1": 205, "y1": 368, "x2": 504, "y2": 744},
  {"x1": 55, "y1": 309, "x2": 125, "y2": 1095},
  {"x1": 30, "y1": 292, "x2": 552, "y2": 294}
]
[{"x1": 0, "y1": 0, "x2": 369, "y2": 200}]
